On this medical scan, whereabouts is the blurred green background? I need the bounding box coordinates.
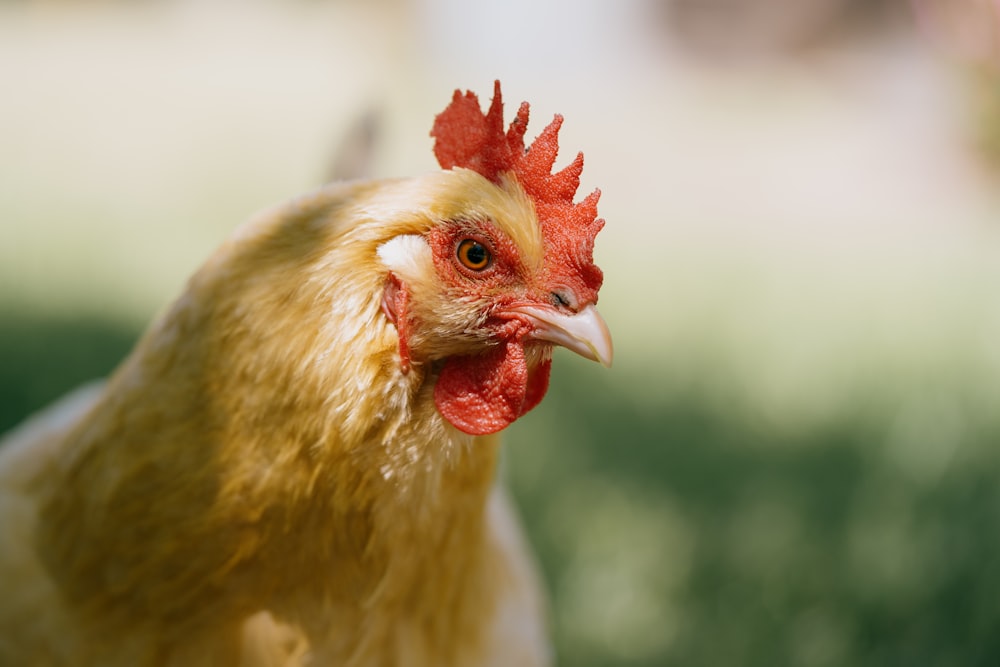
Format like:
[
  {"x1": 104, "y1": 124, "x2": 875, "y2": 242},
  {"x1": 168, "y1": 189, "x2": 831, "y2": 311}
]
[{"x1": 3, "y1": 1, "x2": 1000, "y2": 665}]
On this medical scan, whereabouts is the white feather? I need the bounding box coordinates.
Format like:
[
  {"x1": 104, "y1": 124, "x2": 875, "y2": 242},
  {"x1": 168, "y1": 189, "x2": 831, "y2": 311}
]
[{"x1": 376, "y1": 234, "x2": 432, "y2": 279}]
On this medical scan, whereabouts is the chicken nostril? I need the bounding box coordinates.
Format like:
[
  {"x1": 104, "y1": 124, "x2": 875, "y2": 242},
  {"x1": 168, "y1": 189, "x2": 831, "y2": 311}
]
[{"x1": 550, "y1": 290, "x2": 576, "y2": 311}]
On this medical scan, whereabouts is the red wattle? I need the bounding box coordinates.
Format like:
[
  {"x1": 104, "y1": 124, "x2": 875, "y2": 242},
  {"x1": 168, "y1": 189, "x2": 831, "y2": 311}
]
[
  {"x1": 434, "y1": 342, "x2": 551, "y2": 436},
  {"x1": 520, "y1": 356, "x2": 551, "y2": 416}
]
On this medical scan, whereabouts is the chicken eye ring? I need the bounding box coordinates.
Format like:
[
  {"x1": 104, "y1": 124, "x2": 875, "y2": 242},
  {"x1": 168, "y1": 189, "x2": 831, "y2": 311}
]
[{"x1": 456, "y1": 238, "x2": 492, "y2": 271}]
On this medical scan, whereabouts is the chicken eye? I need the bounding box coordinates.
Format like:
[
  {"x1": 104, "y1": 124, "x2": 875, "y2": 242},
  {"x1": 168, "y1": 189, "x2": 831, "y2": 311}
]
[{"x1": 456, "y1": 239, "x2": 492, "y2": 271}]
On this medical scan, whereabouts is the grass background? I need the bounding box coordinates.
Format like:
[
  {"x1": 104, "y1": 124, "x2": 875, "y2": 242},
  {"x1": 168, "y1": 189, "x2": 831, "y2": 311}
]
[{"x1": 3, "y1": 2, "x2": 1000, "y2": 665}]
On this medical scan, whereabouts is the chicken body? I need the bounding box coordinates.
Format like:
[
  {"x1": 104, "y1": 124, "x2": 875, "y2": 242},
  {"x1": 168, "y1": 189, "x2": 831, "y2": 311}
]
[{"x1": 0, "y1": 85, "x2": 610, "y2": 666}]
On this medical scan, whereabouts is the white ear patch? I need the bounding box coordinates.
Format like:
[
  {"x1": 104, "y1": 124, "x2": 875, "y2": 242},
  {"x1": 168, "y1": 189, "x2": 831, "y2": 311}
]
[{"x1": 377, "y1": 234, "x2": 432, "y2": 279}]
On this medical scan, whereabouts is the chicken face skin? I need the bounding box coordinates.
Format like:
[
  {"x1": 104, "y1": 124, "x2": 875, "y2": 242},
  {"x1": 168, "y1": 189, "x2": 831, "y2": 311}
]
[{"x1": 375, "y1": 170, "x2": 610, "y2": 435}]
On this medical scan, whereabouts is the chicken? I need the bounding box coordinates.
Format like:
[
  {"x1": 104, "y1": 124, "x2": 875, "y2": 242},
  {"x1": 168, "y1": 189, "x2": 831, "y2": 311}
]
[{"x1": 0, "y1": 81, "x2": 612, "y2": 666}]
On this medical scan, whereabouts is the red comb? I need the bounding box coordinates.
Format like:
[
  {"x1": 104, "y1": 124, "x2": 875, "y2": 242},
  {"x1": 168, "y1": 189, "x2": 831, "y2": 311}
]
[{"x1": 431, "y1": 81, "x2": 604, "y2": 300}]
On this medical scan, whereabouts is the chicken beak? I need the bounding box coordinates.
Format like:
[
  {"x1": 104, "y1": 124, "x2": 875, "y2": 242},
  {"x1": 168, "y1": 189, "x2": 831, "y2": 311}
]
[{"x1": 510, "y1": 304, "x2": 614, "y2": 368}]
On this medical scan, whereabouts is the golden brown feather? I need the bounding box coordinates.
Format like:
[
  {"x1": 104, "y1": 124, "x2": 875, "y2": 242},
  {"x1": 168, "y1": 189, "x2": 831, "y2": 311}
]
[{"x1": 0, "y1": 173, "x2": 556, "y2": 666}]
